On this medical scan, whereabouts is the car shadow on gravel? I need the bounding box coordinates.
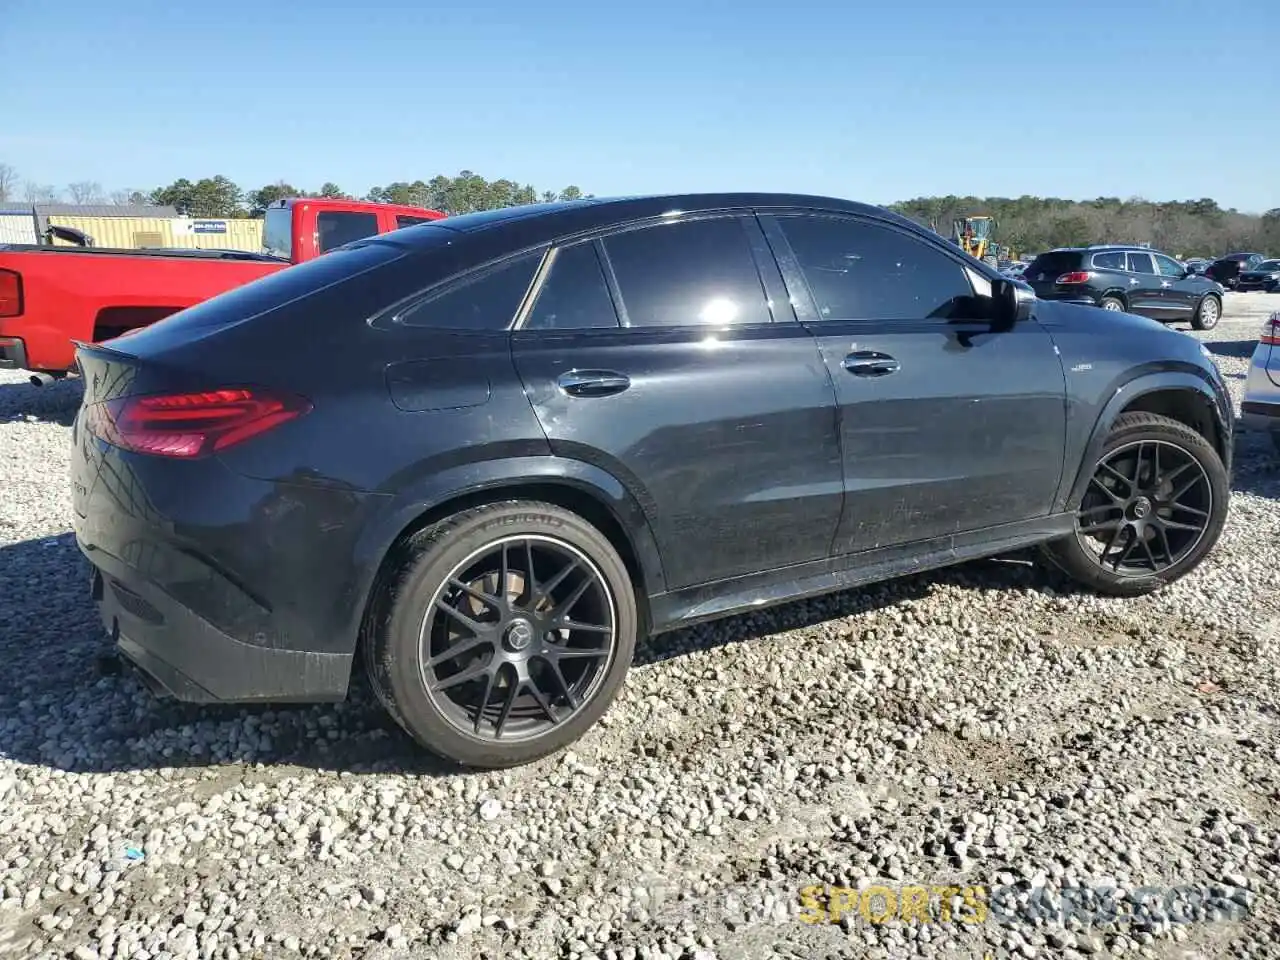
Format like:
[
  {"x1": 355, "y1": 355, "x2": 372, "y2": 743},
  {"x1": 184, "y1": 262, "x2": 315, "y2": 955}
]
[
  {"x1": 0, "y1": 531, "x2": 460, "y2": 778},
  {"x1": 0, "y1": 531, "x2": 1067, "y2": 779},
  {"x1": 0, "y1": 377, "x2": 83, "y2": 425}
]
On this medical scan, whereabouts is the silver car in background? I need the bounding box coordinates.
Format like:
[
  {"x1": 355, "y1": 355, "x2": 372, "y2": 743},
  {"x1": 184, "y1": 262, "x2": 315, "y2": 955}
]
[{"x1": 1243, "y1": 310, "x2": 1280, "y2": 453}]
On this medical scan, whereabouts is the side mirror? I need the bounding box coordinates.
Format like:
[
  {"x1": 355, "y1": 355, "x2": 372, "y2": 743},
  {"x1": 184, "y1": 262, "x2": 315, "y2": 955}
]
[{"x1": 993, "y1": 277, "x2": 1035, "y2": 330}]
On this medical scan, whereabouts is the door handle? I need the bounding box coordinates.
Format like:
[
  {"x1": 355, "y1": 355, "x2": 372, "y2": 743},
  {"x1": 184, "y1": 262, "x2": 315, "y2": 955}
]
[
  {"x1": 843, "y1": 351, "x2": 900, "y2": 377},
  {"x1": 556, "y1": 369, "x2": 631, "y2": 397}
]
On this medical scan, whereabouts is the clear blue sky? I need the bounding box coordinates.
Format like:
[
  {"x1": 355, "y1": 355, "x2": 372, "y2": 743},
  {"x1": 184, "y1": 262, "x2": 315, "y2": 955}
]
[{"x1": 2, "y1": 0, "x2": 1276, "y2": 212}]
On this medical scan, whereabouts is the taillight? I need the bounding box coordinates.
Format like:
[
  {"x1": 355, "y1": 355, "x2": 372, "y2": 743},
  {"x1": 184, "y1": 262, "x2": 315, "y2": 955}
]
[
  {"x1": 0, "y1": 269, "x2": 22, "y2": 318},
  {"x1": 1055, "y1": 271, "x2": 1092, "y2": 284},
  {"x1": 1261, "y1": 313, "x2": 1280, "y2": 346},
  {"x1": 99, "y1": 388, "x2": 311, "y2": 458}
]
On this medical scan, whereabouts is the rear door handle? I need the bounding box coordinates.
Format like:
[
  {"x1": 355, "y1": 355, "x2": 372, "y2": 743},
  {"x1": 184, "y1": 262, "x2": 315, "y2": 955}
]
[
  {"x1": 556, "y1": 369, "x2": 631, "y2": 397},
  {"x1": 843, "y1": 351, "x2": 900, "y2": 377}
]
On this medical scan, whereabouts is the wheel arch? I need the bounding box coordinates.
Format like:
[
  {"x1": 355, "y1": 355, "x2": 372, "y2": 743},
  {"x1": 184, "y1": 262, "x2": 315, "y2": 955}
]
[
  {"x1": 1062, "y1": 374, "x2": 1231, "y2": 510},
  {"x1": 350, "y1": 459, "x2": 666, "y2": 659},
  {"x1": 1098, "y1": 289, "x2": 1129, "y2": 308}
]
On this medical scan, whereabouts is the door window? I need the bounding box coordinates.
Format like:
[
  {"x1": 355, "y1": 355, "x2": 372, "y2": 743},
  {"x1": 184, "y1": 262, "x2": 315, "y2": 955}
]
[
  {"x1": 774, "y1": 215, "x2": 979, "y2": 320},
  {"x1": 317, "y1": 211, "x2": 379, "y2": 253},
  {"x1": 1126, "y1": 252, "x2": 1156, "y2": 274},
  {"x1": 601, "y1": 217, "x2": 771, "y2": 327},
  {"x1": 396, "y1": 215, "x2": 435, "y2": 228},
  {"x1": 1154, "y1": 254, "x2": 1184, "y2": 277},
  {"x1": 524, "y1": 241, "x2": 620, "y2": 330},
  {"x1": 397, "y1": 252, "x2": 542, "y2": 330}
]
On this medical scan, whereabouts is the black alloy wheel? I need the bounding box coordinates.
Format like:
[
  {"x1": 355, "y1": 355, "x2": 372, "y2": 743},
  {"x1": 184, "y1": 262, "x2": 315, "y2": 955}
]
[
  {"x1": 365, "y1": 501, "x2": 638, "y2": 769},
  {"x1": 1039, "y1": 412, "x2": 1229, "y2": 596},
  {"x1": 1074, "y1": 439, "x2": 1212, "y2": 576},
  {"x1": 422, "y1": 535, "x2": 616, "y2": 741}
]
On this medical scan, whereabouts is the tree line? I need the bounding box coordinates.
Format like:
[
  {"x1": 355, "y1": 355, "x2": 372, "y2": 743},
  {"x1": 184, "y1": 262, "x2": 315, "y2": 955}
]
[
  {"x1": 0, "y1": 163, "x2": 587, "y2": 220},
  {"x1": 890, "y1": 195, "x2": 1280, "y2": 259},
  {"x1": 2, "y1": 161, "x2": 1276, "y2": 257}
]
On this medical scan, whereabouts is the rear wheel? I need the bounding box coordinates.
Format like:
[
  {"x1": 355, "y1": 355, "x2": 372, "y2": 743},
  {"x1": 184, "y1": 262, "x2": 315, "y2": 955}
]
[
  {"x1": 365, "y1": 502, "x2": 637, "y2": 768},
  {"x1": 1040, "y1": 412, "x2": 1228, "y2": 596},
  {"x1": 1099, "y1": 296, "x2": 1125, "y2": 312},
  {"x1": 1192, "y1": 294, "x2": 1221, "y2": 330}
]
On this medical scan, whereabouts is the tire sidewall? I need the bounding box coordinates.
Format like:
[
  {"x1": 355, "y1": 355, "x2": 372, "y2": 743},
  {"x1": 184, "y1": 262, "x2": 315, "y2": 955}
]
[
  {"x1": 1100, "y1": 297, "x2": 1125, "y2": 312},
  {"x1": 381, "y1": 504, "x2": 637, "y2": 768}
]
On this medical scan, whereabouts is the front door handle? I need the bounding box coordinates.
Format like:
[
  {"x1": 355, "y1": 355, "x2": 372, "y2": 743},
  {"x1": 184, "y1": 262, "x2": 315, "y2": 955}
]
[
  {"x1": 556, "y1": 369, "x2": 631, "y2": 397},
  {"x1": 843, "y1": 351, "x2": 900, "y2": 377}
]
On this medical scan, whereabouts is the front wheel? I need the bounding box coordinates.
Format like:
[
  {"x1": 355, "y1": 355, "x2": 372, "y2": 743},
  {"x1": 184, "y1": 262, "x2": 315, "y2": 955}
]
[
  {"x1": 365, "y1": 501, "x2": 638, "y2": 769},
  {"x1": 1040, "y1": 412, "x2": 1229, "y2": 596},
  {"x1": 1192, "y1": 294, "x2": 1221, "y2": 331}
]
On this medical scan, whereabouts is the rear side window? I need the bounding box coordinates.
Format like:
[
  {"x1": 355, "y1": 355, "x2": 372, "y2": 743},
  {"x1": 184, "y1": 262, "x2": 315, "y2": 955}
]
[
  {"x1": 602, "y1": 217, "x2": 771, "y2": 327},
  {"x1": 1127, "y1": 252, "x2": 1156, "y2": 274},
  {"x1": 524, "y1": 241, "x2": 619, "y2": 330},
  {"x1": 1091, "y1": 251, "x2": 1125, "y2": 270},
  {"x1": 318, "y1": 211, "x2": 379, "y2": 253},
  {"x1": 397, "y1": 252, "x2": 542, "y2": 330},
  {"x1": 776, "y1": 215, "x2": 976, "y2": 320},
  {"x1": 396, "y1": 215, "x2": 434, "y2": 229}
]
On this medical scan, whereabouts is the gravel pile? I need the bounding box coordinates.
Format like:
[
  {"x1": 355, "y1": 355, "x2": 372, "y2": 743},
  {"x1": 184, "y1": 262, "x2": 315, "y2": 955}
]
[{"x1": 2, "y1": 295, "x2": 1279, "y2": 960}]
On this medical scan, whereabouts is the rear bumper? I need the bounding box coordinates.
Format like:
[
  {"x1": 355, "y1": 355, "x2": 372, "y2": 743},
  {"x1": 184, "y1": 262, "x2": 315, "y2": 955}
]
[{"x1": 84, "y1": 543, "x2": 352, "y2": 703}]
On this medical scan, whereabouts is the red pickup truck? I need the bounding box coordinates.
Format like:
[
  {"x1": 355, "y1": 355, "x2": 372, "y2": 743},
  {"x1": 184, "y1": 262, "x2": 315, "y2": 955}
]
[{"x1": 0, "y1": 197, "x2": 445, "y2": 381}]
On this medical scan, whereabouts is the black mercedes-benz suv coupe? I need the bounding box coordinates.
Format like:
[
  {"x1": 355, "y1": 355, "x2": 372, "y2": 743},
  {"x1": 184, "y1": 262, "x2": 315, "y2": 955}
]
[{"x1": 71, "y1": 194, "x2": 1234, "y2": 768}]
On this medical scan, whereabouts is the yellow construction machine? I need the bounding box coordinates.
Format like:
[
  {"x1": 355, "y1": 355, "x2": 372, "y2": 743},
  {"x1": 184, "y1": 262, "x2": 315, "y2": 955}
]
[{"x1": 952, "y1": 215, "x2": 1001, "y2": 266}]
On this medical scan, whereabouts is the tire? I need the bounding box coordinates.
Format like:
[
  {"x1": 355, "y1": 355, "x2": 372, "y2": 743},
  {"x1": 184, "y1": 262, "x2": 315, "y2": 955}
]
[
  {"x1": 364, "y1": 501, "x2": 638, "y2": 769},
  {"x1": 1191, "y1": 294, "x2": 1221, "y2": 331},
  {"x1": 1039, "y1": 412, "x2": 1229, "y2": 597},
  {"x1": 1099, "y1": 296, "x2": 1125, "y2": 312}
]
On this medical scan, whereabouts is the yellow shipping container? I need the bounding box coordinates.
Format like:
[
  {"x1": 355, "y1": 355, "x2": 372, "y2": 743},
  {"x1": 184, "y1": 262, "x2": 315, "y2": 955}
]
[
  {"x1": 45, "y1": 215, "x2": 265, "y2": 253},
  {"x1": 46, "y1": 216, "x2": 176, "y2": 249}
]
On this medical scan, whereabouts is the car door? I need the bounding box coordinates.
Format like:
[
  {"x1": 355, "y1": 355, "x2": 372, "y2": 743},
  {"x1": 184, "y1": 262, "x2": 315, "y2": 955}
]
[
  {"x1": 758, "y1": 211, "x2": 1067, "y2": 555},
  {"x1": 1123, "y1": 251, "x2": 1165, "y2": 317},
  {"x1": 1152, "y1": 252, "x2": 1197, "y2": 318},
  {"x1": 510, "y1": 214, "x2": 843, "y2": 590}
]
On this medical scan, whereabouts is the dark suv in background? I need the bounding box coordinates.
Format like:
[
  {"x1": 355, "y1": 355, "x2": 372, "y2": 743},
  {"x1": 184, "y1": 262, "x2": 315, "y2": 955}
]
[
  {"x1": 1236, "y1": 258, "x2": 1280, "y2": 293},
  {"x1": 1205, "y1": 252, "x2": 1266, "y2": 289},
  {"x1": 1023, "y1": 245, "x2": 1225, "y2": 329}
]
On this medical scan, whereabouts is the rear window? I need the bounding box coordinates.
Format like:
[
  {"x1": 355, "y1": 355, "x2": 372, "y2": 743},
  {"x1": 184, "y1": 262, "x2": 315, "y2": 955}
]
[
  {"x1": 1026, "y1": 251, "x2": 1082, "y2": 276},
  {"x1": 133, "y1": 241, "x2": 407, "y2": 336},
  {"x1": 263, "y1": 207, "x2": 291, "y2": 259}
]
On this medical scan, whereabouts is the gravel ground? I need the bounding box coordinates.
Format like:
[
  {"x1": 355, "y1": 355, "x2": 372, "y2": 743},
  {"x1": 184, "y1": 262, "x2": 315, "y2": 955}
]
[{"x1": 2, "y1": 294, "x2": 1279, "y2": 960}]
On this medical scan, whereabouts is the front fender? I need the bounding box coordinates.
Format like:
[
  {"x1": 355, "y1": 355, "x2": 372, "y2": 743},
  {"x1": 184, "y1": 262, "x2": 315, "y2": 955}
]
[
  {"x1": 1057, "y1": 367, "x2": 1231, "y2": 512},
  {"x1": 343, "y1": 455, "x2": 667, "y2": 642}
]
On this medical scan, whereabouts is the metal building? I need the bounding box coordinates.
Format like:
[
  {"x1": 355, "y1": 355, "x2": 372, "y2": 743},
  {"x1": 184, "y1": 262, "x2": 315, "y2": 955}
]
[{"x1": 0, "y1": 206, "x2": 40, "y2": 245}]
